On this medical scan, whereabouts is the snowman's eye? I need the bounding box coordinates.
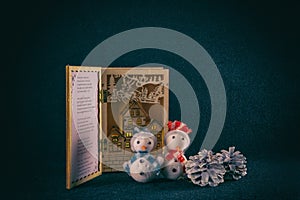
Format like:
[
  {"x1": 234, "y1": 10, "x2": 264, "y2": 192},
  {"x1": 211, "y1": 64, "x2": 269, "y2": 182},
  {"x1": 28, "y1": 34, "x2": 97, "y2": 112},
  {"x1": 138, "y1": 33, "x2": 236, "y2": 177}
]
[
  {"x1": 148, "y1": 141, "x2": 151, "y2": 145},
  {"x1": 172, "y1": 136, "x2": 175, "y2": 139},
  {"x1": 137, "y1": 141, "x2": 140, "y2": 144}
]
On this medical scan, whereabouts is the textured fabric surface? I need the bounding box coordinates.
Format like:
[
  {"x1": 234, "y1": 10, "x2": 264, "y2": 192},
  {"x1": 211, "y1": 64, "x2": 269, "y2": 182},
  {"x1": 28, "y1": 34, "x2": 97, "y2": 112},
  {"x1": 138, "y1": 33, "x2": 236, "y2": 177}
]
[
  {"x1": 20, "y1": 160, "x2": 300, "y2": 199},
  {"x1": 8, "y1": 0, "x2": 299, "y2": 199}
]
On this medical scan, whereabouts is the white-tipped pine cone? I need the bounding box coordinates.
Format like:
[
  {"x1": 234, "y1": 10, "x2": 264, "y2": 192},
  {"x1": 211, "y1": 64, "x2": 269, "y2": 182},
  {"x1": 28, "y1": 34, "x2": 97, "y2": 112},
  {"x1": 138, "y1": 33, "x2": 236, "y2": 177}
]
[
  {"x1": 185, "y1": 149, "x2": 226, "y2": 187},
  {"x1": 216, "y1": 146, "x2": 247, "y2": 180}
]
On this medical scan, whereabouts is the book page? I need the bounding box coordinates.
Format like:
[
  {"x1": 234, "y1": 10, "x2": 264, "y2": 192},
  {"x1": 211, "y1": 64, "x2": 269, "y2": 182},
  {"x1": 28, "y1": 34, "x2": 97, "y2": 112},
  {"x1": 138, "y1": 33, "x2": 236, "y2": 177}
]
[{"x1": 70, "y1": 69, "x2": 99, "y2": 185}]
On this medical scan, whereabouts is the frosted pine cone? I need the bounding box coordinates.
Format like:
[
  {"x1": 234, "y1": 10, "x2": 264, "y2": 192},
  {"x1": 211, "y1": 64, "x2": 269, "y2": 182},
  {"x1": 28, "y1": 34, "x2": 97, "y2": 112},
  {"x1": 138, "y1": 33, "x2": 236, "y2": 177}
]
[
  {"x1": 216, "y1": 146, "x2": 247, "y2": 180},
  {"x1": 185, "y1": 149, "x2": 226, "y2": 187}
]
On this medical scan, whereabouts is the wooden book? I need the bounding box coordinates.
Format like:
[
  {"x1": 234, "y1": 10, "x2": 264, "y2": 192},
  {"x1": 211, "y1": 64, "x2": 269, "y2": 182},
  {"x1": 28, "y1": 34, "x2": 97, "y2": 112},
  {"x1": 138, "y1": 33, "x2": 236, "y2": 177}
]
[{"x1": 66, "y1": 66, "x2": 169, "y2": 189}]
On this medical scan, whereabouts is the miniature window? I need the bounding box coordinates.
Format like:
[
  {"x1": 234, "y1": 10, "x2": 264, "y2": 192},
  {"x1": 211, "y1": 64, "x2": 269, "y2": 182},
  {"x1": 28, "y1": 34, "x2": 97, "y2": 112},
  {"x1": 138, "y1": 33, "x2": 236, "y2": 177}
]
[
  {"x1": 135, "y1": 110, "x2": 140, "y2": 116},
  {"x1": 136, "y1": 118, "x2": 142, "y2": 125},
  {"x1": 130, "y1": 110, "x2": 134, "y2": 116},
  {"x1": 125, "y1": 132, "x2": 132, "y2": 138},
  {"x1": 151, "y1": 125, "x2": 157, "y2": 130}
]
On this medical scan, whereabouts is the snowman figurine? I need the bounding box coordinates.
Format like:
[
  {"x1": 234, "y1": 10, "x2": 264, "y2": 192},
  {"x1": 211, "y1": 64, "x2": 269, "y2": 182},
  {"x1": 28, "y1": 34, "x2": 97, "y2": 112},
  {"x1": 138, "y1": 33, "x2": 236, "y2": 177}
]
[
  {"x1": 161, "y1": 121, "x2": 192, "y2": 180},
  {"x1": 123, "y1": 127, "x2": 164, "y2": 183}
]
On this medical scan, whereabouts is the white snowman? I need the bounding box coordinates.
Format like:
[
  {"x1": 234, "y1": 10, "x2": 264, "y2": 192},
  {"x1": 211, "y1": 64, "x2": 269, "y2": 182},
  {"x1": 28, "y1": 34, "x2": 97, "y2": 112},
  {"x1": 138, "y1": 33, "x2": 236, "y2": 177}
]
[
  {"x1": 161, "y1": 121, "x2": 192, "y2": 180},
  {"x1": 123, "y1": 127, "x2": 164, "y2": 183}
]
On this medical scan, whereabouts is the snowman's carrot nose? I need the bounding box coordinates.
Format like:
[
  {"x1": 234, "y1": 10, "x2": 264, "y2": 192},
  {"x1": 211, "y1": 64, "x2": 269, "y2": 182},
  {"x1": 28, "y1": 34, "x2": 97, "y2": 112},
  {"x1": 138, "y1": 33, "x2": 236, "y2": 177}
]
[{"x1": 141, "y1": 146, "x2": 147, "y2": 151}]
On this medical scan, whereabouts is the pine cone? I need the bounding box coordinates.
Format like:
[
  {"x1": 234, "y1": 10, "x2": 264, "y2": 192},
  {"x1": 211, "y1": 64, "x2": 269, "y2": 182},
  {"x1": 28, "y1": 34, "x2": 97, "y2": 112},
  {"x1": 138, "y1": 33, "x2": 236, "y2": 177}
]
[
  {"x1": 185, "y1": 149, "x2": 226, "y2": 187},
  {"x1": 216, "y1": 146, "x2": 247, "y2": 180}
]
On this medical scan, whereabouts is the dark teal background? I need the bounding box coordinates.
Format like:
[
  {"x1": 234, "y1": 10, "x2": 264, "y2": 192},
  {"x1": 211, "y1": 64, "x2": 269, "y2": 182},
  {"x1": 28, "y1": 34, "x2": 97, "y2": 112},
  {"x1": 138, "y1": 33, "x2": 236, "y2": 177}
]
[{"x1": 6, "y1": 0, "x2": 300, "y2": 199}]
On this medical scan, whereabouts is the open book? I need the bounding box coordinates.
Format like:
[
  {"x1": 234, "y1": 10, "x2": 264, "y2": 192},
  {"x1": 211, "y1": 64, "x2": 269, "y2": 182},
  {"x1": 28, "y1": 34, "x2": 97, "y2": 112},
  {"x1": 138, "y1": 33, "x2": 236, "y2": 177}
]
[{"x1": 66, "y1": 66, "x2": 169, "y2": 189}]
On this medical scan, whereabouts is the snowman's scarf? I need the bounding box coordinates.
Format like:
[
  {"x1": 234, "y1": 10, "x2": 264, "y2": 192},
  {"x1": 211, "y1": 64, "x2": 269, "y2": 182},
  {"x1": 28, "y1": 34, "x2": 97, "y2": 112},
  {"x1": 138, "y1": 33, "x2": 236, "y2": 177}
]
[
  {"x1": 124, "y1": 151, "x2": 161, "y2": 175},
  {"x1": 130, "y1": 151, "x2": 156, "y2": 164},
  {"x1": 165, "y1": 149, "x2": 178, "y2": 161}
]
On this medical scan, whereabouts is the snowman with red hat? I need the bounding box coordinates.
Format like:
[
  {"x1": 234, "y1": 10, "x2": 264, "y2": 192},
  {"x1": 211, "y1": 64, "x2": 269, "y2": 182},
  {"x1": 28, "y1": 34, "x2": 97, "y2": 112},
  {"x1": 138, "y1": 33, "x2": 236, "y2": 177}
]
[{"x1": 161, "y1": 120, "x2": 192, "y2": 180}]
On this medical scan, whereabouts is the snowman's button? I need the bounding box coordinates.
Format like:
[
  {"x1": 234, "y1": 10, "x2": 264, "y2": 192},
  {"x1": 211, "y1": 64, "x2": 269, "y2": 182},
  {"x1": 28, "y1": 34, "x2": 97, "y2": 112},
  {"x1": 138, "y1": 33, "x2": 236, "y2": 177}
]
[
  {"x1": 140, "y1": 172, "x2": 145, "y2": 176},
  {"x1": 140, "y1": 159, "x2": 144, "y2": 163},
  {"x1": 172, "y1": 168, "x2": 177, "y2": 173}
]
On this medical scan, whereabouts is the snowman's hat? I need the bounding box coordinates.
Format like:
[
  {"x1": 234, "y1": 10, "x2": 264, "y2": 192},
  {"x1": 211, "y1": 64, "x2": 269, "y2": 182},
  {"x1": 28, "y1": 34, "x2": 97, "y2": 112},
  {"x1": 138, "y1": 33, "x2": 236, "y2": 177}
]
[
  {"x1": 167, "y1": 120, "x2": 192, "y2": 134},
  {"x1": 133, "y1": 127, "x2": 151, "y2": 135}
]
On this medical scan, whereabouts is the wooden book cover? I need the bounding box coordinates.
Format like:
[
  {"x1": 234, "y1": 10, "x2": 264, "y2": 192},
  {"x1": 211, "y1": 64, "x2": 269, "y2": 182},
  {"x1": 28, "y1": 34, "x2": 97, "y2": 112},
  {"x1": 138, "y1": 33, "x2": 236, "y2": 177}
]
[{"x1": 66, "y1": 66, "x2": 169, "y2": 189}]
